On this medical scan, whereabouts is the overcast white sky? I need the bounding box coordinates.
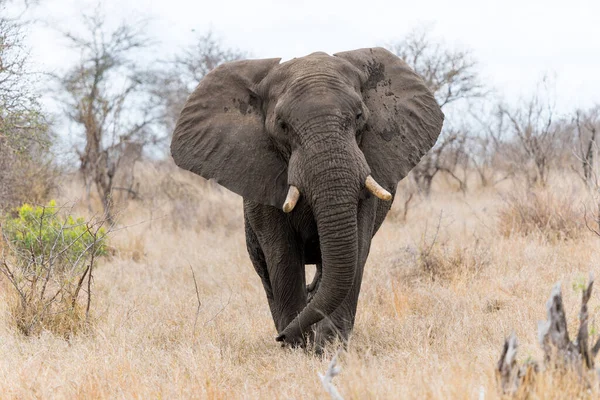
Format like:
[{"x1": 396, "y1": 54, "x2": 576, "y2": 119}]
[{"x1": 20, "y1": 0, "x2": 600, "y2": 115}]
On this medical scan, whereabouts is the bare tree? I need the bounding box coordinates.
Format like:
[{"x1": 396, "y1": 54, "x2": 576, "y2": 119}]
[
  {"x1": 468, "y1": 104, "x2": 514, "y2": 187},
  {"x1": 387, "y1": 26, "x2": 485, "y2": 108},
  {"x1": 573, "y1": 106, "x2": 599, "y2": 188},
  {"x1": 469, "y1": 134, "x2": 498, "y2": 188},
  {"x1": 411, "y1": 130, "x2": 469, "y2": 195},
  {"x1": 153, "y1": 31, "x2": 246, "y2": 134},
  {"x1": 499, "y1": 76, "x2": 560, "y2": 187},
  {"x1": 0, "y1": 0, "x2": 54, "y2": 210},
  {"x1": 387, "y1": 26, "x2": 485, "y2": 195},
  {"x1": 54, "y1": 8, "x2": 163, "y2": 222},
  {"x1": 571, "y1": 106, "x2": 600, "y2": 236}
]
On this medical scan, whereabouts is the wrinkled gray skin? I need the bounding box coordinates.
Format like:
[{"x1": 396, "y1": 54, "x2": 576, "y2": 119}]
[{"x1": 171, "y1": 48, "x2": 444, "y2": 350}]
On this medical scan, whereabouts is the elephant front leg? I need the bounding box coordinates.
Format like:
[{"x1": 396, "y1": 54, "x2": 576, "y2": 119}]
[
  {"x1": 244, "y1": 203, "x2": 308, "y2": 342},
  {"x1": 268, "y1": 252, "x2": 308, "y2": 341},
  {"x1": 313, "y1": 268, "x2": 365, "y2": 351}
]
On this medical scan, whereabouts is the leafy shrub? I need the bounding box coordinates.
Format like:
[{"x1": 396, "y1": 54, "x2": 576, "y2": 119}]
[
  {"x1": 4, "y1": 201, "x2": 107, "y2": 264},
  {"x1": 0, "y1": 201, "x2": 108, "y2": 336}
]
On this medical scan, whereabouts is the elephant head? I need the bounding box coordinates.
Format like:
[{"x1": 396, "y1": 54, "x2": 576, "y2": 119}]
[{"x1": 171, "y1": 48, "x2": 444, "y2": 344}]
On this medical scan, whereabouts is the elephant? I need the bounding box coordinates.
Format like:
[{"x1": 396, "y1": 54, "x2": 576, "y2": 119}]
[{"x1": 170, "y1": 47, "x2": 444, "y2": 350}]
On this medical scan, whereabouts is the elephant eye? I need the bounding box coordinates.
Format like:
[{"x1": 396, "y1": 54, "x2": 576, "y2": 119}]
[{"x1": 356, "y1": 112, "x2": 363, "y2": 121}]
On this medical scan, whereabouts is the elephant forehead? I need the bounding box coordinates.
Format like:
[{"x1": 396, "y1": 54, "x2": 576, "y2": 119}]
[
  {"x1": 261, "y1": 54, "x2": 362, "y2": 98},
  {"x1": 283, "y1": 53, "x2": 357, "y2": 76}
]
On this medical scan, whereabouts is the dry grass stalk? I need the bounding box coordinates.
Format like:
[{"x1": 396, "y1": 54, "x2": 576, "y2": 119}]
[{"x1": 398, "y1": 213, "x2": 490, "y2": 284}]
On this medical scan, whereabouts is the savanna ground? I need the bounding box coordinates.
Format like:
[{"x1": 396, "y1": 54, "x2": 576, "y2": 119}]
[{"x1": 1, "y1": 162, "x2": 599, "y2": 399}]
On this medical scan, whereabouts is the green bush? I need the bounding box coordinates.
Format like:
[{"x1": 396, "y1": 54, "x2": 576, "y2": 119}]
[
  {"x1": 3, "y1": 200, "x2": 107, "y2": 267},
  {"x1": 0, "y1": 201, "x2": 108, "y2": 336}
]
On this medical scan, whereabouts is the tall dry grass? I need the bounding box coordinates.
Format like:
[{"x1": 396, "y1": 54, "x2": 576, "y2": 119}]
[
  {"x1": 1, "y1": 162, "x2": 599, "y2": 398},
  {"x1": 498, "y1": 188, "x2": 586, "y2": 242}
]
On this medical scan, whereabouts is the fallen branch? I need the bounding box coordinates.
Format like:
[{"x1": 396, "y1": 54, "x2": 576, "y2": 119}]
[
  {"x1": 319, "y1": 349, "x2": 344, "y2": 400},
  {"x1": 497, "y1": 275, "x2": 600, "y2": 395},
  {"x1": 497, "y1": 333, "x2": 538, "y2": 395}
]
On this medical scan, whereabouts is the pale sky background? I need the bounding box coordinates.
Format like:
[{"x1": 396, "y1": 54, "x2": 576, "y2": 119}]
[{"x1": 16, "y1": 0, "x2": 600, "y2": 117}]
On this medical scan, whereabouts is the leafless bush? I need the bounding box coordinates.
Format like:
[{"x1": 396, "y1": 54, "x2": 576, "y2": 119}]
[
  {"x1": 411, "y1": 130, "x2": 469, "y2": 195},
  {"x1": 498, "y1": 189, "x2": 585, "y2": 241},
  {"x1": 416, "y1": 237, "x2": 490, "y2": 283},
  {"x1": 499, "y1": 76, "x2": 562, "y2": 187},
  {"x1": 573, "y1": 106, "x2": 599, "y2": 188},
  {"x1": 395, "y1": 214, "x2": 490, "y2": 283},
  {"x1": 583, "y1": 186, "x2": 600, "y2": 239},
  {"x1": 468, "y1": 104, "x2": 514, "y2": 188},
  {"x1": 0, "y1": 0, "x2": 56, "y2": 210},
  {"x1": 0, "y1": 141, "x2": 57, "y2": 210},
  {"x1": 571, "y1": 106, "x2": 600, "y2": 236}
]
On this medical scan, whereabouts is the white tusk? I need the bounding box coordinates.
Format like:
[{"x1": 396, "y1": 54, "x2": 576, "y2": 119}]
[
  {"x1": 283, "y1": 185, "x2": 300, "y2": 213},
  {"x1": 365, "y1": 175, "x2": 392, "y2": 201}
]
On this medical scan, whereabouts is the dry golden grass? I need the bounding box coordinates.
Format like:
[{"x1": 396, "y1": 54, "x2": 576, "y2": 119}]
[
  {"x1": 4, "y1": 289, "x2": 89, "y2": 338},
  {"x1": 498, "y1": 187, "x2": 586, "y2": 242},
  {"x1": 1, "y1": 163, "x2": 599, "y2": 399}
]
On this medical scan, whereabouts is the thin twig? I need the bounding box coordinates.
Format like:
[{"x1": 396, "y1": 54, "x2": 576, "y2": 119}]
[
  {"x1": 583, "y1": 204, "x2": 600, "y2": 237},
  {"x1": 189, "y1": 264, "x2": 202, "y2": 335},
  {"x1": 423, "y1": 210, "x2": 443, "y2": 259},
  {"x1": 85, "y1": 223, "x2": 100, "y2": 322},
  {"x1": 204, "y1": 291, "x2": 232, "y2": 326}
]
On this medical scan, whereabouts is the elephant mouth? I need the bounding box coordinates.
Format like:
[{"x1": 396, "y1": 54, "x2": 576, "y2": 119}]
[{"x1": 281, "y1": 175, "x2": 391, "y2": 214}]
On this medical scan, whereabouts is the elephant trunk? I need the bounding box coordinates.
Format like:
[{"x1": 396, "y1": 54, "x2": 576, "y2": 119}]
[{"x1": 276, "y1": 137, "x2": 368, "y2": 344}]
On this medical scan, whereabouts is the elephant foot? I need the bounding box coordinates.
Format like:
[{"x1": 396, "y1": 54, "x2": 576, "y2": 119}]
[
  {"x1": 276, "y1": 324, "x2": 313, "y2": 349},
  {"x1": 276, "y1": 321, "x2": 350, "y2": 355},
  {"x1": 313, "y1": 319, "x2": 350, "y2": 354}
]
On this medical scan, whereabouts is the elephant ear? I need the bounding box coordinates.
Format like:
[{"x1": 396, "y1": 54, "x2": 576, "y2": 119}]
[
  {"x1": 171, "y1": 58, "x2": 288, "y2": 208},
  {"x1": 335, "y1": 47, "x2": 444, "y2": 191}
]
